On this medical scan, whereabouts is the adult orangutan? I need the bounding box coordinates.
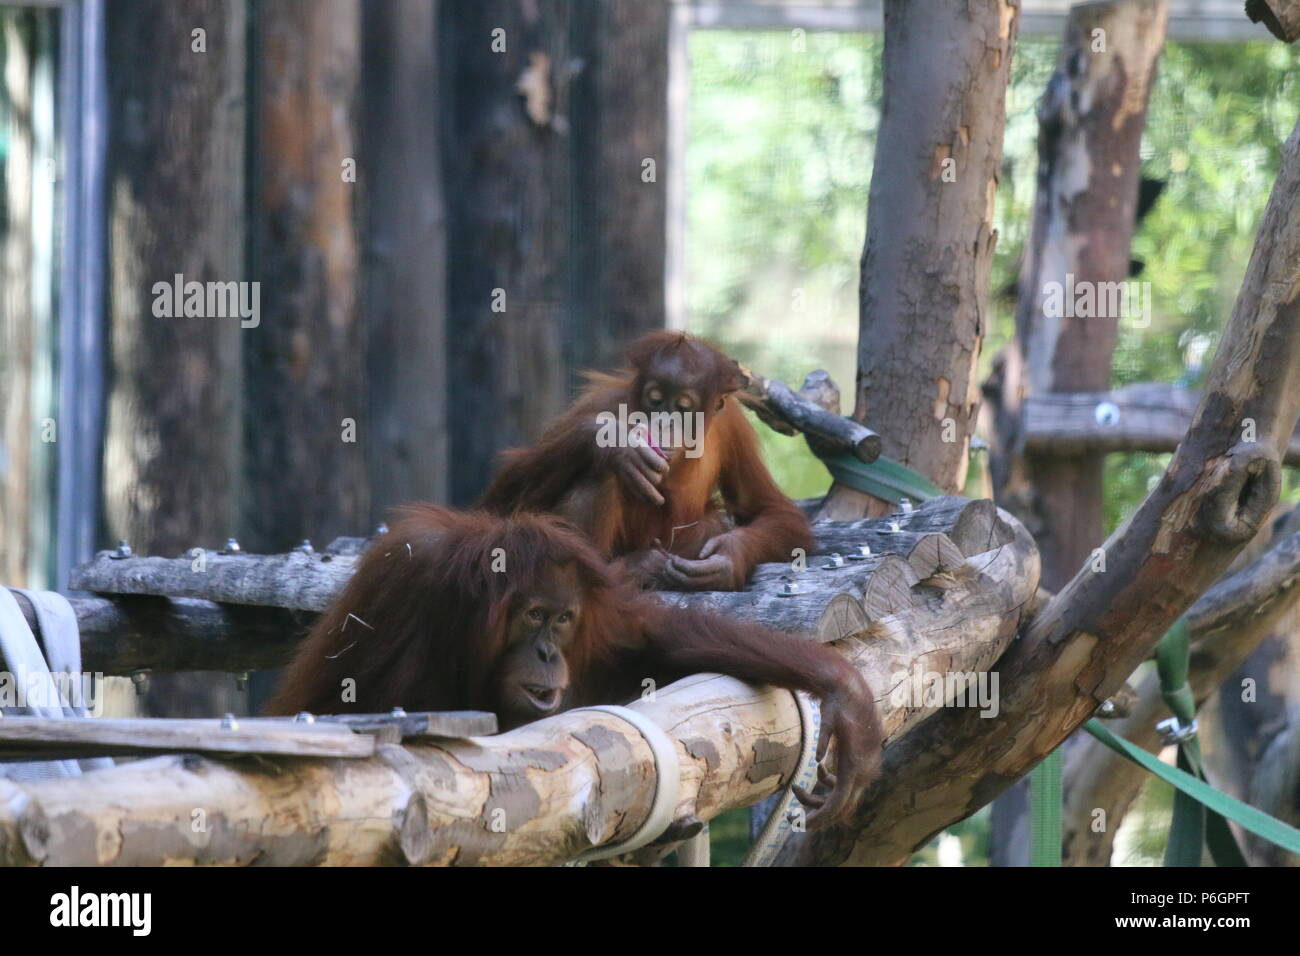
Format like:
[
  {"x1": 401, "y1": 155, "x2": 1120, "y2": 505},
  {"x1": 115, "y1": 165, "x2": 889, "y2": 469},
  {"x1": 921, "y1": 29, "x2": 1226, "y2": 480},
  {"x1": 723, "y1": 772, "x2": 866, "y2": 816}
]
[
  {"x1": 478, "y1": 331, "x2": 813, "y2": 591},
  {"x1": 267, "y1": 505, "x2": 881, "y2": 828}
]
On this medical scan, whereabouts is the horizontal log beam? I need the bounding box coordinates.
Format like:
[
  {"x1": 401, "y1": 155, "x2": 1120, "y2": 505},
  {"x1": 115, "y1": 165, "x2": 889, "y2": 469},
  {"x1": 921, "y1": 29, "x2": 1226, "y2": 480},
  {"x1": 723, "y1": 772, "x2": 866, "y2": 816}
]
[
  {"x1": 56, "y1": 497, "x2": 1012, "y2": 675},
  {"x1": 1022, "y1": 383, "x2": 1300, "y2": 464}
]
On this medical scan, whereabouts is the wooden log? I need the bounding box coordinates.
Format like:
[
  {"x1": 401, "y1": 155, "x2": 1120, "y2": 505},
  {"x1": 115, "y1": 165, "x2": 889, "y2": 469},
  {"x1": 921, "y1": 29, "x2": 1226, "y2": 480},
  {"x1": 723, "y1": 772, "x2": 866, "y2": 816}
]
[
  {"x1": 659, "y1": 554, "x2": 917, "y2": 641},
  {"x1": 51, "y1": 594, "x2": 307, "y2": 675},
  {"x1": 813, "y1": 496, "x2": 1011, "y2": 559},
  {"x1": 1246, "y1": 0, "x2": 1300, "y2": 41},
  {"x1": 0, "y1": 509, "x2": 1038, "y2": 866},
  {"x1": 1022, "y1": 383, "x2": 1300, "y2": 465},
  {"x1": 737, "y1": 366, "x2": 882, "y2": 463},
  {"x1": 70, "y1": 549, "x2": 358, "y2": 612},
  {"x1": 61, "y1": 496, "x2": 1000, "y2": 674}
]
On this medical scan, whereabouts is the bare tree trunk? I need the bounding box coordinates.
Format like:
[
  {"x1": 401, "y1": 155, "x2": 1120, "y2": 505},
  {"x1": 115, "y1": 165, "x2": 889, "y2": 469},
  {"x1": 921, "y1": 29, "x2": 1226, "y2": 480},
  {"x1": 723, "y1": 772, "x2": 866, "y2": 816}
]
[
  {"x1": 440, "y1": 1, "x2": 670, "y2": 505},
  {"x1": 245, "y1": 0, "x2": 366, "y2": 553},
  {"x1": 993, "y1": 0, "x2": 1167, "y2": 590},
  {"x1": 103, "y1": 0, "x2": 248, "y2": 718},
  {"x1": 569, "y1": 0, "x2": 670, "y2": 374},
  {"x1": 986, "y1": 0, "x2": 1168, "y2": 865},
  {"x1": 441, "y1": 1, "x2": 578, "y2": 505},
  {"x1": 785, "y1": 112, "x2": 1300, "y2": 866},
  {"x1": 362, "y1": 0, "x2": 449, "y2": 515},
  {"x1": 818, "y1": 0, "x2": 1019, "y2": 521}
]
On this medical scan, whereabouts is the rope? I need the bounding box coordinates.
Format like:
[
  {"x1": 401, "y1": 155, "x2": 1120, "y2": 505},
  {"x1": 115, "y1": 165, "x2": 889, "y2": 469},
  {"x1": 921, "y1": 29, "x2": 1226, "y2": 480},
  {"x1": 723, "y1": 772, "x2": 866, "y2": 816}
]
[
  {"x1": 744, "y1": 690, "x2": 822, "y2": 867},
  {"x1": 571, "y1": 705, "x2": 681, "y2": 863}
]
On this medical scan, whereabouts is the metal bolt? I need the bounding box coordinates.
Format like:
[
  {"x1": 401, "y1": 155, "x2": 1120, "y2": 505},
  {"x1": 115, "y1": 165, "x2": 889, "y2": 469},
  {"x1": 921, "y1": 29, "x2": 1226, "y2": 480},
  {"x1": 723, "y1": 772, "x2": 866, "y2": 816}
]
[
  {"x1": 822, "y1": 552, "x2": 845, "y2": 570},
  {"x1": 888, "y1": 520, "x2": 902, "y2": 533},
  {"x1": 898, "y1": 496, "x2": 914, "y2": 515},
  {"x1": 111, "y1": 540, "x2": 133, "y2": 559},
  {"x1": 130, "y1": 670, "x2": 149, "y2": 695},
  {"x1": 390, "y1": 707, "x2": 407, "y2": 718},
  {"x1": 293, "y1": 712, "x2": 316, "y2": 724},
  {"x1": 375, "y1": 523, "x2": 389, "y2": 536},
  {"x1": 295, "y1": 540, "x2": 314, "y2": 554},
  {"x1": 221, "y1": 538, "x2": 241, "y2": 554},
  {"x1": 220, "y1": 713, "x2": 239, "y2": 731},
  {"x1": 1098, "y1": 699, "x2": 1116, "y2": 717},
  {"x1": 1157, "y1": 716, "x2": 1197, "y2": 744},
  {"x1": 778, "y1": 577, "x2": 801, "y2": 597},
  {"x1": 1095, "y1": 401, "x2": 1121, "y2": 427},
  {"x1": 848, "y1": 544, "x2": 872, "y2": 561}
]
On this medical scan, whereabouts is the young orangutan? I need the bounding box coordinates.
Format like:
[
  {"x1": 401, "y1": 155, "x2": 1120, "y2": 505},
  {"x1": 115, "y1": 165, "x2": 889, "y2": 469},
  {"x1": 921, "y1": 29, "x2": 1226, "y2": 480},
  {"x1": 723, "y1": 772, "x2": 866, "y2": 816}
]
[
  {"x1": 478, "y1": 331, "x2": 813, "y2": 591},
  {"x1": 267, "y1": 505, "x2": 882, "y2": 829}
]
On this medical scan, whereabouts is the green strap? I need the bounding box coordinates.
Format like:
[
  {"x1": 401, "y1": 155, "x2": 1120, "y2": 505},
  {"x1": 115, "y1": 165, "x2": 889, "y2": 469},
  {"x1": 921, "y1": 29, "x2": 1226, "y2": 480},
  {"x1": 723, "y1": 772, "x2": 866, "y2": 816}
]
[
  {"x1": 819, "y1": 451, "x2": 944, "y2": 504},
  {"x1": 1083, "y1": 719, "x2": 1300, "y2": 857},
  {"x1": 1154, "y1": 622, "x2": 1249, "y2": 867},
  {"x1": 1029, "y1": 751, "x2": 1063, "y2": 866}
]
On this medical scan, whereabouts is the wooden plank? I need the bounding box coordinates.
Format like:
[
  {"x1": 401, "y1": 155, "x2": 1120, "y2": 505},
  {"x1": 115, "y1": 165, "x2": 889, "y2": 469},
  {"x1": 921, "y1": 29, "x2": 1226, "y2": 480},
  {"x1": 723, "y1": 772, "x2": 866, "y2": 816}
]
[
  {"x1": 311, "y1": 710, "x2": 498, "y2": 738},
  {"x1": 0, "y1": 716, "x2": 376, "y2": 760}
]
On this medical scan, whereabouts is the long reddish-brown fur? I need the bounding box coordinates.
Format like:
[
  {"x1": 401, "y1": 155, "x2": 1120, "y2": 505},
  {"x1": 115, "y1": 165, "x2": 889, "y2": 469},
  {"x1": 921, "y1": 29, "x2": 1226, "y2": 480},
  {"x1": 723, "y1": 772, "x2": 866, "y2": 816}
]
[
  {"x1": 266, "y1": 505, "x2": 882, "y2": 825},
  {"x1": 478, "y1": 331, "x2": 814, "y2": 588}
]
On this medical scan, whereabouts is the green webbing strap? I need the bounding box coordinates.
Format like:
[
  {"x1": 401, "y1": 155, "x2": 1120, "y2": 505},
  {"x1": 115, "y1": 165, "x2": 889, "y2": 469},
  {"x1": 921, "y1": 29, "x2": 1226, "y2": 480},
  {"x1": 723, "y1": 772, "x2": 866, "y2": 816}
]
[
  {"x1": 820, "y1": 451, "x2": 944, "y2": 504},
  {"x1": 1029, "y1": 751, "x2": 1063, "y2": 866},
  {"x1": 1083, "y1": 719, "x2": 1300, "y2": 858},
  {"x1": 1153, "y1": 621, "x2": 1249, "y2": 867}
]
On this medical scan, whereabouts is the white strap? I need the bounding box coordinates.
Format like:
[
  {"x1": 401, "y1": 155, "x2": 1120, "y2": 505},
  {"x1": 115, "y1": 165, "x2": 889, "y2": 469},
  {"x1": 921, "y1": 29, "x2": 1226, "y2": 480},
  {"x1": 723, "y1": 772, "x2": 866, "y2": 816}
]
[
  {"x1": 0, "y1": 588, "x2": 82, "y2": 779},
  {"x1": 571, "y1": 705, "x2": 681, "y2": 862},
  {"x1": 743, "y1": 689, "x2": 821, "y2": 866}
]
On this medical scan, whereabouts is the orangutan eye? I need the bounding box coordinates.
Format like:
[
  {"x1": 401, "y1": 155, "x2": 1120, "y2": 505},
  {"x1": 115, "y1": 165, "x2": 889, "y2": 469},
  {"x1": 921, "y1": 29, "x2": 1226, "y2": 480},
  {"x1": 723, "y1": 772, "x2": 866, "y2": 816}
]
[
  {"x1": 556, "y1": 611, "x2": 572, "y2": 625},
  {"x1": 646, "y1": 387, "x2": 665, "y2": 406},
  {"x1": 675, "y1": 395, "x2": 695, "y2": 412},
  {"x1": 526, "y1": 607, "x2": 544, "y2": 623}
]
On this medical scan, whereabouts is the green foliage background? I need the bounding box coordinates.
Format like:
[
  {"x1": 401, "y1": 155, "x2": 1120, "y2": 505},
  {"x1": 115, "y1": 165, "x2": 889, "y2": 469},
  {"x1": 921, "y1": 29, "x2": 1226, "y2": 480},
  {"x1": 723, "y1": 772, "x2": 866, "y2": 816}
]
[{"x1": 687, "y1": 31, "x2": 1300, "y2": 866}]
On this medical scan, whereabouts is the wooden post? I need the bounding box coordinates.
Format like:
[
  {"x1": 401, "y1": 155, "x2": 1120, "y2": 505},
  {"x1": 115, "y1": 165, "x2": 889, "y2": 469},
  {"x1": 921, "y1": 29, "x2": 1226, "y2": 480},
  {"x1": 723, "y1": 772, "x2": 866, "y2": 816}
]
[
  {"x1": 245, "y1": 0, "x2": 367, "y2": 552},
  {"x1": 361, "y1": 0, "x2": 450, "y2": 514},
  {"x1": 103, "y1": 0, "x2": 249, "y2": 718}
]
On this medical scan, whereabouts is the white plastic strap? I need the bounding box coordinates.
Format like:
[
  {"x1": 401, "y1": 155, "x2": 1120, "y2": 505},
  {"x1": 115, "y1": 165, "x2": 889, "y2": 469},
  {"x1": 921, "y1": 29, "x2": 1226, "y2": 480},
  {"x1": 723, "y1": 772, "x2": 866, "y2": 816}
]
[{"x1": 571, "y1": 704, "x2": 681, "y2": 863}]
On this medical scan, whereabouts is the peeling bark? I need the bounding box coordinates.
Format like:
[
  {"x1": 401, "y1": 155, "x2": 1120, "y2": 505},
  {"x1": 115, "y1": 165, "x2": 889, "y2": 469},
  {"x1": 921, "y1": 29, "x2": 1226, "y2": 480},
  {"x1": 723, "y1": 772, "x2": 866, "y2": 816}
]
[{"x1": 820, "y1": 0, "x2": 1019, "y2": 520}]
